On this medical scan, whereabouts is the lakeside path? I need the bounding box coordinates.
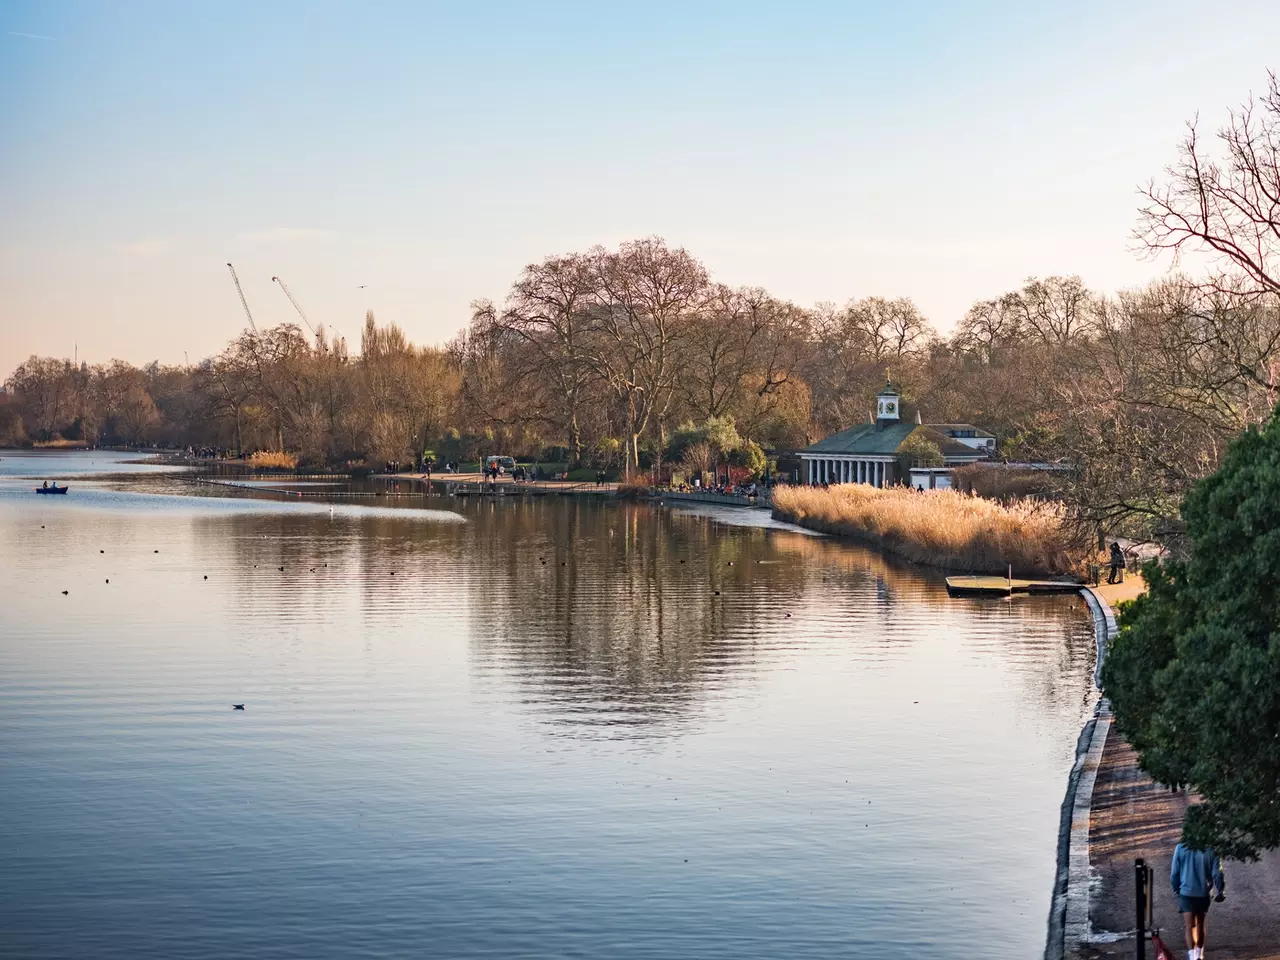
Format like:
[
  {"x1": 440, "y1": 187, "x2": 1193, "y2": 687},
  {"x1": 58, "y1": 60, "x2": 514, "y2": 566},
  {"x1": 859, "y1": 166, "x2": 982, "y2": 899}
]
[{"x1": 1072, "y1": 575, "x2": 1280, "y2": 960}]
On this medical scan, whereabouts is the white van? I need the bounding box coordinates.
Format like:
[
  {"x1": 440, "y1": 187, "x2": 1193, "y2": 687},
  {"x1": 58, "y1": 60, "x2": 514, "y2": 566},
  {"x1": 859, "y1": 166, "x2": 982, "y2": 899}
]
[{"x1": 484, "y1": 456, "x2": 516, "y2": 473}]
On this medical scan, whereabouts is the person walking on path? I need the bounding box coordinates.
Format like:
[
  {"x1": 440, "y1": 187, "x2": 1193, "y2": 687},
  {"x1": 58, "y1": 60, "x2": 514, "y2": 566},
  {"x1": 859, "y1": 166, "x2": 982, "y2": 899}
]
[
  {"x1": 1171, "y1": 840, "x2": 1225, "y2": 960},
  {"x1": 1108, "y1": 541, "x2": 1127, "y2": 584}
]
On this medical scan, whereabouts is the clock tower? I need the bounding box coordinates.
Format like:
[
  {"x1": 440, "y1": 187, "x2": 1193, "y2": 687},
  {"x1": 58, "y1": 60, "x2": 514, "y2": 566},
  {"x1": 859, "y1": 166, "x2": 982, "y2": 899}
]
[{"x1": 875, "y1": 379, "x2": 900, "y2": 428}]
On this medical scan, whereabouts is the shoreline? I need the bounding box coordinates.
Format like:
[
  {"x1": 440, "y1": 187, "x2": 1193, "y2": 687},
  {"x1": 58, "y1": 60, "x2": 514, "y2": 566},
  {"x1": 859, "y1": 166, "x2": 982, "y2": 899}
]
[{"x1": 1045, "y1": 585, "x2": 1116, "y2": 960}]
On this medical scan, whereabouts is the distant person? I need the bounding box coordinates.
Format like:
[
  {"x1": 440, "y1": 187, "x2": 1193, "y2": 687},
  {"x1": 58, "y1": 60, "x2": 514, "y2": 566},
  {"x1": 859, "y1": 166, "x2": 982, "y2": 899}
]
[
  {"x1": 1108, "y1": 542, "x2": 1126, "y2": 584},
  {"x1": 1171, "y1": 840, "x2": 1224, "y2": 960}
]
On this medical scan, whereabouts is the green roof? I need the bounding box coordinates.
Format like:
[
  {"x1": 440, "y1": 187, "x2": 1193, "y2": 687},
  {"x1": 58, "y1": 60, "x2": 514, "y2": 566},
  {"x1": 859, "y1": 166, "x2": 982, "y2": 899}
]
[
  {"x1": 802, "y1": 423, "x2": 985, "y2": 458},
  {"x1": 803, "y1": 422, "x2": 918, "y2": 455}
]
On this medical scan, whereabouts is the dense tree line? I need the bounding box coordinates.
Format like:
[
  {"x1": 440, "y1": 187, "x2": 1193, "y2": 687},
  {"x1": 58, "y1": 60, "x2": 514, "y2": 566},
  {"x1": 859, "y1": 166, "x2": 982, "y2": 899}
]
[
  {"x1": 6, "y1": 255, "x2": 1273, "y2": 546},
  {"x1": 6, "y1": 74, "x2": 1280, "y2": 549}
]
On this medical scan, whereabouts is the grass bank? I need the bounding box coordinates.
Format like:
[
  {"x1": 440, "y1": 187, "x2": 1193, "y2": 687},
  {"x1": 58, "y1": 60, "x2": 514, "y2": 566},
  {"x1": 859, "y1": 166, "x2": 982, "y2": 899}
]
[{"x1": 771, "y1": 484, "x2": 1075, "y2": 577}]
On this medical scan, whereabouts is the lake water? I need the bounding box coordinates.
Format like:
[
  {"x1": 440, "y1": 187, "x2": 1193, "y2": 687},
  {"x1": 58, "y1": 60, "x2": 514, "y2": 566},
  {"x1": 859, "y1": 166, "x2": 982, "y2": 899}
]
[{"x1": 0, "y1": 452, "x2": 1096, "y2": 959}]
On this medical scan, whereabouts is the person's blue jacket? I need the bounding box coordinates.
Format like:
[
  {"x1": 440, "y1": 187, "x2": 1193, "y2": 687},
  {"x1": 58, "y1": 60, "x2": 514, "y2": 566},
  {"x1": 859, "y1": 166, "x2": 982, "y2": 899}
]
[{"x1": 1170, "y1": 843, "x2": 1224, "y2": 898}]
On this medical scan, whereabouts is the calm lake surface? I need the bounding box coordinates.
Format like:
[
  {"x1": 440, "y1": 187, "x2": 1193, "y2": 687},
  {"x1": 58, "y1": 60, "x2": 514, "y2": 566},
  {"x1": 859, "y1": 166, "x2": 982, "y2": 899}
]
[{"x1": 0, "y1": 452, "x2": 1096, "y2": 959}]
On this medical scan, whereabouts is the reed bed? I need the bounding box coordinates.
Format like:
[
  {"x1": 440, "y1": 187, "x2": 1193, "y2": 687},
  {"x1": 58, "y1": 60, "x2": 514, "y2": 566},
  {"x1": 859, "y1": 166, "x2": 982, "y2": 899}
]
[
  {"x1": 245, "y1": 450, "x2": 299, "y2": 469},
  {"x1": 771, "y1": 484, "x2": 1075, "y2": 577}
]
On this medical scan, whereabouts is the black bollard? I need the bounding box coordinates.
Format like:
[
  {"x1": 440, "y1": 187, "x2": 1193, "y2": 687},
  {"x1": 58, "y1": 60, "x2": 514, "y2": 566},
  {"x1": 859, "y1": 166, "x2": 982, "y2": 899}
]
[{"x1": 1134, "y1": 857, "x2": 1146, "y2": 960}]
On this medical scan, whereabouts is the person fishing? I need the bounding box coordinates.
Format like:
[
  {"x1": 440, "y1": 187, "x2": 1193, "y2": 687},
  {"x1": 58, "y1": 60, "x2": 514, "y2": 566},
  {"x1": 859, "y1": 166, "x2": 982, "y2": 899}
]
[{"x1": 1170, "y1": 839, "x2": 1224, "y2": 960}]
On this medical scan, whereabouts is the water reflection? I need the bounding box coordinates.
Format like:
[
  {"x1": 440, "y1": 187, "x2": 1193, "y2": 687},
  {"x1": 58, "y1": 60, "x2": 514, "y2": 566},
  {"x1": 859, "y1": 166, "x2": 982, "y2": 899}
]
[{"x1": 0, "y1": 461, "x2": 1099, "y2": 960}]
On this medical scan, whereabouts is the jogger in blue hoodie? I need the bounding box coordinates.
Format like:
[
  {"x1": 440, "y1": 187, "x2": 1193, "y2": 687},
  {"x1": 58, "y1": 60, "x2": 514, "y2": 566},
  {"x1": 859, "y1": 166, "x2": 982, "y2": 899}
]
[{"x1": 1170, "y1": 841, "x2": 1225, "y2": 960}]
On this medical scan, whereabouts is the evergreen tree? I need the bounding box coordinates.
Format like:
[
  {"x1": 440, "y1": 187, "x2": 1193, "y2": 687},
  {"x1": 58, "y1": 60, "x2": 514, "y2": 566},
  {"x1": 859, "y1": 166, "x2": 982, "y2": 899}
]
[{"x1": 1104, "y1": 413, "x2": 1280, "y2": 859}]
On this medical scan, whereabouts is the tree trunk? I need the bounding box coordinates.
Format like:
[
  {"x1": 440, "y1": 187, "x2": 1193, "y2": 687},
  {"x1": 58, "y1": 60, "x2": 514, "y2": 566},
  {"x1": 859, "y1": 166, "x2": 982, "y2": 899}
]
[{"x1": 569, "y1": 411, "x2": 582, "y2": 467}]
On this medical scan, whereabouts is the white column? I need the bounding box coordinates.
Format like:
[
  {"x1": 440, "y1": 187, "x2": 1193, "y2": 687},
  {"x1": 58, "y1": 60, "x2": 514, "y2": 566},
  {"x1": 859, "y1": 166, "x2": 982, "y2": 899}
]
[{"x1": 874, "y1": 462, "x2": 881, "y2": 487}]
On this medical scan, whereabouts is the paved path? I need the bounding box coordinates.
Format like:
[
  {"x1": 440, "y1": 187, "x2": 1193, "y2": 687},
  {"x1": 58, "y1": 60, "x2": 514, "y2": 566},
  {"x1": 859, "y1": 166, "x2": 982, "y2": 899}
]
[{"x1": 1077, "y1": 727, "x2": 1280, "y2": 959}]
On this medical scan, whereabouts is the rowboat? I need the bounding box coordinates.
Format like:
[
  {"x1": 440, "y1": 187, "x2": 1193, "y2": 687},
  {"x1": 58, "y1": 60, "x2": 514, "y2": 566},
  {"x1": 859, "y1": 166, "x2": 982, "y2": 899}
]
[{"x1": 35, "y1": 485, "x2": 69, "y2": 495}]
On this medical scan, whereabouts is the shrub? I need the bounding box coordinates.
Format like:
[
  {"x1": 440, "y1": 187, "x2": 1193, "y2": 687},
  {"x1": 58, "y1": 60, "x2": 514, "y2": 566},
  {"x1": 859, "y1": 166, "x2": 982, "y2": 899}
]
[
  {"x1": 728, "y1": 439, "x2": 767, "y2": 479},
  {"x1": 951, "y1": 463, "x2": 1056, "y2": 500}
]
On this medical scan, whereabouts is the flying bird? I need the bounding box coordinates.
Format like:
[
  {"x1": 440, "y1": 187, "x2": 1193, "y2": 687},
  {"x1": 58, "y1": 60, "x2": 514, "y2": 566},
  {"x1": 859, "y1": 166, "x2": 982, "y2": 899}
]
[
  {"x1": 232, "y1": 704, "x2": 245, "y2": 711},
  {"x1": 357, "y1": 284, "x2": 367, "y2": 289}
]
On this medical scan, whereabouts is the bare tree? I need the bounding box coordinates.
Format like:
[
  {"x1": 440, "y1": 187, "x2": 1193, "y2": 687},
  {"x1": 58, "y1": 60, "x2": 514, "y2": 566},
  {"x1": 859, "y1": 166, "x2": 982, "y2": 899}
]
[
  {"x1": 1138, "y1": 70, "x2": 1280, "y2": 298},
  {"x1": 495, "y1": 254, "x2": 599, "y2": 464},
  {"x1": 1009, "y1": 276, "x2": 1098, "y2": 345},
  {"x1": 583, "y1": 238, "x2": 708, "y2": 476},
  {"x1": 953, "y1": 295, "x2": 1025, "y2": 365}
]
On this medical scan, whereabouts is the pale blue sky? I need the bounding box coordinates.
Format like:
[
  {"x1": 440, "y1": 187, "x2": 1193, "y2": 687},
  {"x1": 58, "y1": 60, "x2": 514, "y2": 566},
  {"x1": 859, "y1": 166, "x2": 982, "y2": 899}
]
[{"x1": 2, "y1": 0, "x2": 1278, "y2": 373}]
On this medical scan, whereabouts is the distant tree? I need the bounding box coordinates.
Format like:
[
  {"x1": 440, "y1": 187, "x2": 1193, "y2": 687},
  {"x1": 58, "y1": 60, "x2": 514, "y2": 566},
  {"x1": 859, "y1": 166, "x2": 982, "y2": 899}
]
[
  {"x1": 6, "y1": 356, "x2": 74, "y2": 438},
  {"x1": 496, "y1": 253, "x2": 600, "y2": 464},
  {"x1": 681, "y1": 440, "x2": 713, "y2": 475},
  {"x1": 582, "y1": 238, "x2": 708, "y2": 476},
  {"x1": 953, "y1": 295, "x2": 1025, "y2": 365},
  {"x1": 115, "y1": 383, "x2": 161, "y2": 444},
  {"x1": 1103, "y1": 413, "x2": 1280, "y2": 860},
  {"x1": 1009, "y1": 276, "x2": 1098, "y2": 345},
  {"x1": 0, "y1": 409, "x2": 27, "y2": 446},
  {"x1": 898, "y1": 432, "x2": 945, "y2": 467},
  {"x1": 727, "y1": 438, "x2": 767, "y2": 479}
]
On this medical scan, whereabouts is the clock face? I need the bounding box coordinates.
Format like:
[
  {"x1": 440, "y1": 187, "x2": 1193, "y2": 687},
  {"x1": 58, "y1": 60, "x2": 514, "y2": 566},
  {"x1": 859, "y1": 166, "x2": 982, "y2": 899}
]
[{"x1": 884, "y1": 402, "x2": 896, "y2": 414}]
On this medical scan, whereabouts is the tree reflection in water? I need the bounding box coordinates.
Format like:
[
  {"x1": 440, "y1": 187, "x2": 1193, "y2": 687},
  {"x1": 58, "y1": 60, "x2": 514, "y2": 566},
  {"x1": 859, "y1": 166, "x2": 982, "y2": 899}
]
[{"x1": 200, "y1": 493, "x2": 1094, "y2": 741}]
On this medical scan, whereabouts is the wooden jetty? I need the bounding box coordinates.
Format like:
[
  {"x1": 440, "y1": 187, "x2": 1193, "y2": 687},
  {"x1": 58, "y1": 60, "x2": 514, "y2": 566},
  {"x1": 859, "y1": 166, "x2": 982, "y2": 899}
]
[{"x1": 945, "y1": 575, "x2": 1082, "y2": 597}]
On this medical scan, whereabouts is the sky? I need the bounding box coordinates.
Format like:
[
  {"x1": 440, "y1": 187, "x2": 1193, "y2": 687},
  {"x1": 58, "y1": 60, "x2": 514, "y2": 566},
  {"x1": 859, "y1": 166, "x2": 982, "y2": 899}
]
[{"x1": 2, "y1": 0, "x2": 1279, "y2": 375}]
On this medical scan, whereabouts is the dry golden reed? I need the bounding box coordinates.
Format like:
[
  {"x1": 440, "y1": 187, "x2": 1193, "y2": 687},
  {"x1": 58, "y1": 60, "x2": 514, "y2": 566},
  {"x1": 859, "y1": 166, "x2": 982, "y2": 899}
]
[
  {"x1": 771, "y1": 484, "x2": 1074, "y2": 577},
  {"x1": 245, "y1": 450, "x2": 299, "y2": 470}
]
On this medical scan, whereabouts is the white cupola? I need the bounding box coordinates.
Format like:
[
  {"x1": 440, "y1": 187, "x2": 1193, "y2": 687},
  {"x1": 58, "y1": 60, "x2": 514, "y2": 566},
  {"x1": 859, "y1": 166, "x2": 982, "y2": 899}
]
[{"x1": 875, "y1": 379, "x2": 900, "y2": 425}]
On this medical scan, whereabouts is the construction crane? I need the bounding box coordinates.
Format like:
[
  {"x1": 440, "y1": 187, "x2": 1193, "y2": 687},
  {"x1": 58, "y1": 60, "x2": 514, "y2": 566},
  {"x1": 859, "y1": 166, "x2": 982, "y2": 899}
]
[
  {"x1": 271, "y1": 275, "x2": 318, "y2": 339},
  {"x1": 225, "y1": 262, "x2": 257, "y2": 332}
]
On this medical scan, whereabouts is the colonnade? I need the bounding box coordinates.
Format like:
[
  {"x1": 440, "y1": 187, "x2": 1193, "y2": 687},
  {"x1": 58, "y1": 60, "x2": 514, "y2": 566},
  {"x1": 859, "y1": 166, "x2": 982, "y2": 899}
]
[{"x1": 806, "y1": 458, "x2": 888, "y2": 487}]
